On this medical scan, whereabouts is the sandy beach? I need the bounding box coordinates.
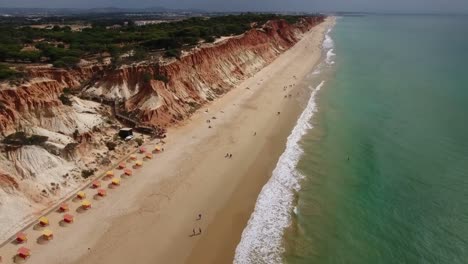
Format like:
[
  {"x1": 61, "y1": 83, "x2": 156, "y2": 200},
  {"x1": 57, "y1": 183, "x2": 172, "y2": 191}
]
[{"x1": 0, "y1": 18, "x2": 332, "y2": 264}]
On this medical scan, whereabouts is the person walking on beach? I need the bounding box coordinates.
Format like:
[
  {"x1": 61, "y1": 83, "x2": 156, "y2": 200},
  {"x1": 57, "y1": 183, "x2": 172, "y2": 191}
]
[
  {"x1": 229, "y1": 154, "x2": 233, "y2": 158},
  {"x1": 192, "y1": 228, "x2": 196, "y2": 236},
  {"x1": 199, "y1": 228, "x2": 202, "y2": 235},
  {"x1": 197, "y1": 214, "x2": 202, "y2": 220}
]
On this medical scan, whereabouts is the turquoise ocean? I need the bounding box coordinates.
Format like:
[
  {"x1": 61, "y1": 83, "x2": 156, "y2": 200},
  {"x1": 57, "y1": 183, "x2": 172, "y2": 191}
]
[{"x1": 235, "y1": 15, "x2": 468, "y2": 264}]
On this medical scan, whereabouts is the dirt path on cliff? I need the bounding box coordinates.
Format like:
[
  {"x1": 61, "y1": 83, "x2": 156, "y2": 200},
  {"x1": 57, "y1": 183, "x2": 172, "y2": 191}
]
[{"x1": 0, "y1": 18, "x2": 332, "y2": 264}]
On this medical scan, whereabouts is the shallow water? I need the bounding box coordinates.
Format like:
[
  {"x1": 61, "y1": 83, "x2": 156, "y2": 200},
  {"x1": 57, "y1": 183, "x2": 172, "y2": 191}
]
[{"x1": 284, "y1": 15, "x2": 468, "y2": 264}]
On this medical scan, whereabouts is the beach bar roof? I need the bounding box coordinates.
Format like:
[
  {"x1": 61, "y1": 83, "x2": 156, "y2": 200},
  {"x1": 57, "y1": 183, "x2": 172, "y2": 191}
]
[
  {"x1": 77, "y1": 191, "x2": 86, "y2": 199},
  {"x1": 17, "y1": 247, "x2": 31, "y2": 258},
  {"x1": 124, "y1": 168, "x2": 132, "y2": 176},
  {"x1": 112, "y1": 178, "x2": 121, "y2": 185},
  {"x1": 39, "y1": 216, "x2": 49, "y2": 226},
  {"x1": 59, "y1": 203, "x2": 69, "y2": 212},
  {"x1": 64, "y1": 214, "x2": 74, "y2": 223},
  {"x1": 118, "y1": 162, "x2": 126, "y2": 169},
  {"x1": 16, "y1": 232, "x2": 27, "y2": 243},
  {"x1": 92, "y1": 180, "x2": 101, "y2": 188},
  {"x1": 81, "y1": 200, "x2": 91, "y2": 209},
  {"x1": 42, "y1": 229, "x2": 53, "y2": 240},
  {"x1": 98, "y1": 189, "x2": 107, "y2": 196}
]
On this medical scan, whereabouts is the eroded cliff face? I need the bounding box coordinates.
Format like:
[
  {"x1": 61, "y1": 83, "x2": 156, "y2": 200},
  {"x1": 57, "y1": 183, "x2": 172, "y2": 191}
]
[
  {"x1": 85, "y1": 17, "x2": 324, "y2": 127},
  {"x1": 0, "y1": 17, "x2": 324, "y2": 240},
  {"x1": 0, "y1": 17, "x2": 323, "y2": 135}
]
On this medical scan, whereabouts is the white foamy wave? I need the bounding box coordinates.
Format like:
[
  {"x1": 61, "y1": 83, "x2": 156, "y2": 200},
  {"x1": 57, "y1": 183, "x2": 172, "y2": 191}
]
[
  {"x1": 234, "y1": 81, "x2": 325, "y2": 264},
  {"x1": 325, "y1": 48, "x2": 336, "y2": 65},
  {"x1": 322, "y1": 28, "x2": 334, "y2": 50},
  {"x1": 323, "y1": 27, "x2": 336, "y2": 65}
]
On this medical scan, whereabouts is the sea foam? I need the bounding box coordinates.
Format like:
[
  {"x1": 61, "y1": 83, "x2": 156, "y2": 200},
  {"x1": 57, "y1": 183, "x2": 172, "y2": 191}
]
[
  {"x1": 234, "y1": 23, "x2": 335, "y2": 263},
  {"x1": 233, "y1": 81, "x2": 324, "y2": 264},
  {"x1": 324, "y1": 28, "x2": 336, "y2": 65}
]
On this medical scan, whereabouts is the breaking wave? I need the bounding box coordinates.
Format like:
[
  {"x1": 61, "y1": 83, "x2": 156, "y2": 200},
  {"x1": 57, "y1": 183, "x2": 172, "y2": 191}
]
[{"x1": 233, "y1": 81, "x2": 324, "y2": 264}]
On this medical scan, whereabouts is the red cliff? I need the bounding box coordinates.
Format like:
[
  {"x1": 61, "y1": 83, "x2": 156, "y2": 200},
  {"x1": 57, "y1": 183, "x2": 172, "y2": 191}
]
[{"x1": 0, "y1": 17, "x2": 324, "y2": 136}]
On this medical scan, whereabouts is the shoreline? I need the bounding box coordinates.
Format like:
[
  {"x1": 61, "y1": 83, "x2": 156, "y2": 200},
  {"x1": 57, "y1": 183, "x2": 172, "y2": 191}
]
[{"x1": 0, "y1": 18, "x2": 332, "y2": 264}]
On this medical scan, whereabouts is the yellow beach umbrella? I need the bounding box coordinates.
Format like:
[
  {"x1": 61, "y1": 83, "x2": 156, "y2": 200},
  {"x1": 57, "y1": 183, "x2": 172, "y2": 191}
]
[
  {"x1": 145, "y1": 153, "x2": 153, "y2": 159},
  {"x1": 130, "y1": 154, "x2": 137, "y2": 160},
  {"x1": 39, "y1": 216, "x2": 49, "y2": 226},
  {"x1": 106, "y1": 170, "x2": 114, "y2": 177},
  {"x1": 77, "y1": 191, "x2": 86, "y2": 199},
  {"x1": 135, "y1": 160, "x2": 143, "y2": 167},
  {"x1": 42, "y1": 229, "x2": 53, "y2": 240},
  {"x1": 81, "y1": 200, "x2": 91, "y2": 209},
  {"x1": 111, "y1": 178, "x2": 121, "y2": 185}
]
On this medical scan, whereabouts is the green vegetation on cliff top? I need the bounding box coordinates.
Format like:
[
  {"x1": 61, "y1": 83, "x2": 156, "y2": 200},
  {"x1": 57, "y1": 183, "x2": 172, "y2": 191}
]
[{"x1": 0, "y1": 14, "x2": 316, "y2": 68}]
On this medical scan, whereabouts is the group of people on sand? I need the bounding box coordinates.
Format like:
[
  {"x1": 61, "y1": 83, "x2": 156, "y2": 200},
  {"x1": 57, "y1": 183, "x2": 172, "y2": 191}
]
[
  {"x1": 225, "y1": 153, "x2": 233, "y2": 158},
  {"x1": 191, "y1": 214, "x2": 203, "y2": 237}
]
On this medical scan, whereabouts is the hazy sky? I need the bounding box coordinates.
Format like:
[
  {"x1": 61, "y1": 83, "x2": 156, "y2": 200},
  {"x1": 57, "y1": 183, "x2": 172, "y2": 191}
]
[{"x1": 1, "y1": 0, "x2": 468, "y2": 13}]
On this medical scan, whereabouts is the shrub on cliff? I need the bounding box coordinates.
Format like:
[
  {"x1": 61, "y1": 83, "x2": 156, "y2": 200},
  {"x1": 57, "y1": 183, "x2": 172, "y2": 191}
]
[
  {"x1": 164, "y1": 49, "x2": 181, "y2": 58},
  {"x1": 0, "y1": 64, "x2": 19, "y2": 80},
  {"x1": 154, "y1": 73, "x2": 169, "y2": 84},
  {"x1": 204, "y1": 36, "x2": 216, "y2": 43},
  {"x1": 135, "y1": 138, "x2": 144, "y2": 146},
  {"x1": 59, "y1": 94, "x2": 73, "y2": 106},
  {"x1": 3, "y1": 132, "x2": 48, "y2": 146},
  {"x1": 53, "y1": 56, "x2": 80, "y2": 68},
  {"x1": 142, "y1": 73, "x2": 152, "y2": 83},
  {"x1": 81, "y1": 169, "x2": 94, "y2": 179},
  {"x1": 106, "y1": 141, "x2": 117, "y2": 151}
]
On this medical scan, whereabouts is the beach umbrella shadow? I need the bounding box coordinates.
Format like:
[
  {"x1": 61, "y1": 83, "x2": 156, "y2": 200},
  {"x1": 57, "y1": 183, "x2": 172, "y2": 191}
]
[
  {"x1": 32, "y1": 223, "x2": 44, "y2": 231},
  {"x1": 59, "y1": 220, "x2": 70, "y2": 227},
  {"x1": 76, "y1": 207, "x2": 86, "y2": 214},
  {"x1": 13, "y1": 255, "x2": 27, "y2": 264},
  {"x1": 36, "y1": 236, "x2": 49, "y2": 245}
]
